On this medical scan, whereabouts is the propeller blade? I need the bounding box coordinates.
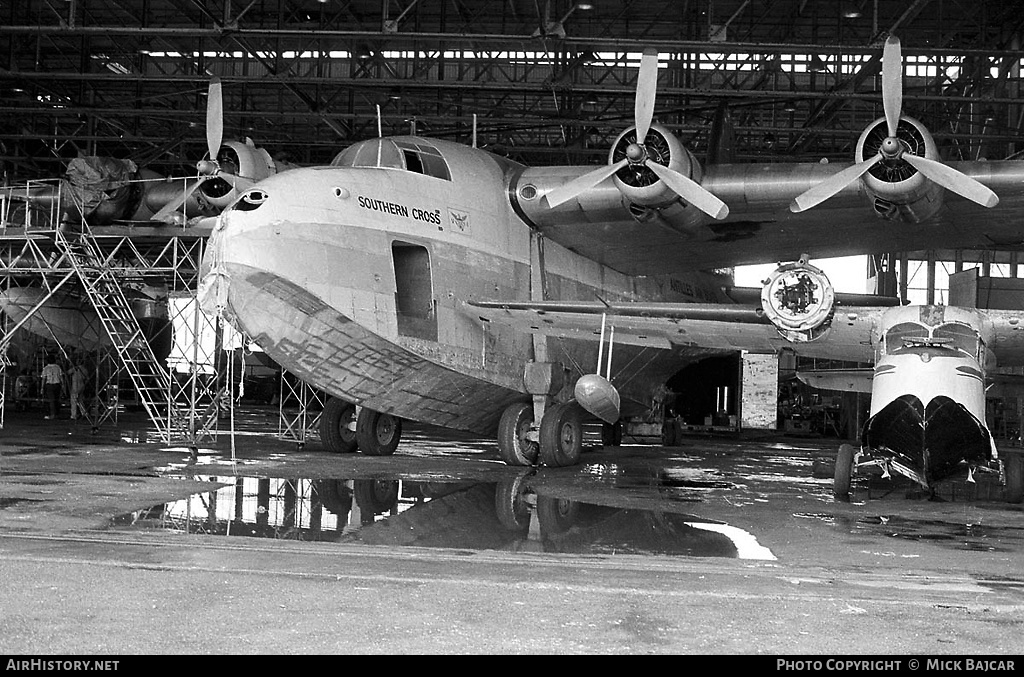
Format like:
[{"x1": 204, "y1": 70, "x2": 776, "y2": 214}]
[
  {"x1": 645, "y1": 162, "x2": 730, "y2": 220},
  {"x1": 151, "y1": 178, "x2": 205, "y2": 224},
  {"x1": 544, "y1": 159, "x2": 629, "y2": 208},
  {"x1": 634, "y1": 49, "x2": 659, "y2": 142},
  {"x1": 789, "y1": 154, "x2": 882, "y2": 213},
  {"x1": 882, "y1": 35, "x2": 902, "y2": 138},
  {"x1": 902, "y1": 154, "x2": 1000, "y2": 208},
  {"x1": 206, "y1": 77, "x2": 224, "y2": 163}
]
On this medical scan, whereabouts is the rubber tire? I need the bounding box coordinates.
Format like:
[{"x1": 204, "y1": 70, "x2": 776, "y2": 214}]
[
  {"x1": 497, "y1": 402, "x2": 540, "y2": 466},
  {"x1": 495, "y1": 472, "x2": 532, "y2": 533},
  {"x1": 539, "y1": 401, "x2": 584, "y2": 467},
  {"x1": 319, "y1": 398, "x2": 358, "y2": 453},
  {"x1": 356, "y1": 408, "x2": 402, "y2": 456},
  {"x1": 1005, "y1": 453, "x2": 1023, "y2": 504},
  {"x1": 536, "y1": 495, "x2": 579, "y2": 536},
  {"x1": 601, "y1": 421, "x2": 623, "y2": 447},
  {"x1": 353, "y1": 479, "x2": 400, "y2": 514},
  {"x1": 314, "y1": 479, "x2": 353, "y2": 518},
  {"x1": 834, "y1": 443, "x2": 856, "y2": 499}
]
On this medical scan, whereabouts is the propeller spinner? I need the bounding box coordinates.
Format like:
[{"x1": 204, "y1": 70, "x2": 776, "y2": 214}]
[
  {"x1": 790, "y1": 36, "x2": 998, "y2": 213},
  {"x1": 545, "y1": 49, "x2": 729, "y2": 220}
]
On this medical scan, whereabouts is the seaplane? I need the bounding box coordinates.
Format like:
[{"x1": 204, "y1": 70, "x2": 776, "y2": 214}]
[{"x1": 198, "y1": 35, "x2": 1024, "y2": 489}]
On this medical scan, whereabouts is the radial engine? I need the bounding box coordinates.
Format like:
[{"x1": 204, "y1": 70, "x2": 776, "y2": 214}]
[{"x1": 760, "y1": 257, "x2": 836, "y2": 342}]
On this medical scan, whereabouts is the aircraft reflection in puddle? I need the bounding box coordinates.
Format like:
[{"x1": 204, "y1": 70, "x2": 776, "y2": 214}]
[{"x1": 109, "y1": 475, "x2": 775, "y2": 560}]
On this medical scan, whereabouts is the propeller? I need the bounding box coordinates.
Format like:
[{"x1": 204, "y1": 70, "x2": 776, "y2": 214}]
[
  {"x1": 152, "y1": 77, "x2": 226, "y2": 223},
  {"x1": 198, "y1": 77, "x2": 223, "y2": 176},
  {"x1": 790, "y1": 35, "x2": 998, "y2": 213},
  {"x1": 194, "y1": 78, "x2": 260, "y2": 201},
  {"x1": 544, "y1": 49, "x2": 729, "y2": 220}
]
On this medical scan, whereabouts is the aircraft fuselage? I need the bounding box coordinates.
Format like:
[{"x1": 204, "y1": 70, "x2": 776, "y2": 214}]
[
  {"x1": 202, "y1": 137, "x2": 729, "y2": 435},
  {"x1": 862, "y1": 305, "x2": 996, "y2": 489}
]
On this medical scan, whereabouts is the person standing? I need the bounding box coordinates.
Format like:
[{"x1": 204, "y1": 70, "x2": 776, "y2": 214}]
[
  {"x1": 40, "y1": 355, "x2": 63, "y2": 420},
  {"x1": 69, "y1": 360, "x2": 88, "y2": 421}
]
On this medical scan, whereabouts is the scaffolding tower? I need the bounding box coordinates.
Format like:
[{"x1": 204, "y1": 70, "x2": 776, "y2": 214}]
[{"x1": 0, "y1": 177, "x2": 224, "y2": 446}]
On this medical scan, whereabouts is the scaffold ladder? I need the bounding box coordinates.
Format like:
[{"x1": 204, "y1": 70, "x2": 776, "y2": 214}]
[{"x1": 52, "y1": 227, "x2": 186, "y2": 441}]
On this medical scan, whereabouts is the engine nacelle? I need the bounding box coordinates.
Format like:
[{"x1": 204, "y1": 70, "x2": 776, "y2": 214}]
[
  {"x1": 609, "y1": 123, "x2": 702, "y2": 208},
  {"x1": 198, "y1": 139, "x2": 277, "y2": 209},
  {"x1": 855, "y1": 115, "x2": 944, "y2": 223},
  {"x1": 760, "y1": 257, "x2": 836, "y2": 343}
]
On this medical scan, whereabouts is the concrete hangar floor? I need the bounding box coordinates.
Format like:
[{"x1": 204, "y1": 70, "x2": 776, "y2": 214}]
[{"x1": 0, "y1": 404, "x2": 1022, "y2": 655}]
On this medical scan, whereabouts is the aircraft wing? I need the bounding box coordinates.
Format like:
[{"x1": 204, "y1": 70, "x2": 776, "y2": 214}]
[
  {"x1": 511, "y1": 36, "x2": 1024, "y2": 277},
  {"x1": 466, "y1": 299, "x2": 883, "y2": 363},
  {"x1": 984, "y1": 309, "x2": 1024, "y2": 367},
  {"x1": 796, "y1": 369, "x2": 873, "y2": 394},
  {"x1": 517, "y1": 160, "x2": 1024, "y2": 276}
]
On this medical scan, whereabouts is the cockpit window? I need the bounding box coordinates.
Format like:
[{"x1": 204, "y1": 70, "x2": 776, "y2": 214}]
[
  {"x1": 932, "y1": 322, "x2": 983, "y2": 359},
  {"x1": 883, "y1": 320, "x2": 982, "y2": 359},
  {"x1": 331, "y1": 139, "x2": 404, "y2": 169},
  {"x1": 395, "y1": 141, "x2": 451, "y2": 180},
  {"x1": 884, "y1": 322, "x2": 927, "y2": 355},
  {"x1": 331, "y1": 139, "x2": 451, "y2": 180}
]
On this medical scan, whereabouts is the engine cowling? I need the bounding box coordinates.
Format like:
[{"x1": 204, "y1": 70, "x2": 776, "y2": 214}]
[
  {"x1": 609, "y1": 123, "x2": 701, "y2": 208},
  {"x1": 198, "y1": 139, "x2": 277, "y2": 209},
  {"x1": 855, "y1": 115, "x2": 943, "y2": 222},
  {"x1": 760, "y1": 257, "x2": 836, "y2": 343}
]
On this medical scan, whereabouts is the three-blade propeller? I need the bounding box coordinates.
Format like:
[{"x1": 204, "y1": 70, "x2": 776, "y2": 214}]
[
  {"x1": 544, "y1": 49, "x2": 729, "y2": 220},
  {"x1": 152, "y1": 77, "x2": 231, "y2": 223},
  {"x1": 790, "y1": 36, "x2": 998, "y2": 213}
]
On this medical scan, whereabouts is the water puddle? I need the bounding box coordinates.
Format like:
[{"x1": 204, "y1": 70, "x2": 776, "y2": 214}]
[
  {"x1": 856, "y1": 514, "x2": 1024, "y2": 552},
  {"x1": 0, "y1": 497, "x2": 42, "y2": 508},
  {"x1": 108, "y1": 474, "x2": 776, "y2": 560}
]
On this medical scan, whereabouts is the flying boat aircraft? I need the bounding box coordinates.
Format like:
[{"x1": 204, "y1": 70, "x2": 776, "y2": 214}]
[{"x1": 198, "y1": 36, "x2": 1024, "y2": 473}]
